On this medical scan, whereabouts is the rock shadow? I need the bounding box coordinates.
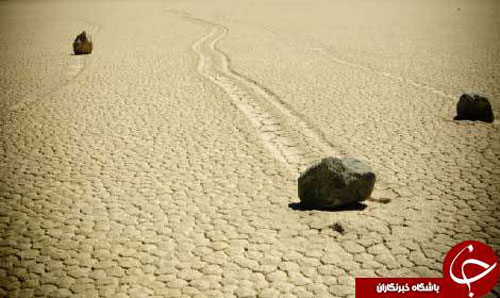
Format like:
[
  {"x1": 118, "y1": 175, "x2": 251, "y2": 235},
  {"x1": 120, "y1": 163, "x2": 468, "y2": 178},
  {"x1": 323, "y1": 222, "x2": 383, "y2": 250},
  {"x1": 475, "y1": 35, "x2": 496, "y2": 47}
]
[{"x1": 288, "y1": 201, "x2": 367, "y2": 212}]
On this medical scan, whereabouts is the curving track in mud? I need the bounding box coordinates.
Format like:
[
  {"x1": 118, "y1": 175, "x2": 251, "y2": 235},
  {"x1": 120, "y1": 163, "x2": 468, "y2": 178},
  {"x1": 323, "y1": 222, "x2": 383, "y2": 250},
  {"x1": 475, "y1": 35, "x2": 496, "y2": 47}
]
[
  {"x1": 190, "y1": 18, "x2": 338, "y2": 176},
  {"x1": 168, "y1": 11, "x2": 399, "y2": 202}
]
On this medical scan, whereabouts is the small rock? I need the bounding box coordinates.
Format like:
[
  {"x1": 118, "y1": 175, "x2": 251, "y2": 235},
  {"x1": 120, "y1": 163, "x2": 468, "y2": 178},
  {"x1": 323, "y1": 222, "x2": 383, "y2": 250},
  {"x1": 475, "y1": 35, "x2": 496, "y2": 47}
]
[
  {"x1": 454, "y1": 93, "x2": 494, "y2": 123},
  {"x1": 331, "y1": 222, "x2": 345, "y2": 234},
  {"x1": 298, "y1": 157, "x2": 376, "y2": 208},
  {"x1": 73, "y1": 31, "x2": 93, "y2": 55}
]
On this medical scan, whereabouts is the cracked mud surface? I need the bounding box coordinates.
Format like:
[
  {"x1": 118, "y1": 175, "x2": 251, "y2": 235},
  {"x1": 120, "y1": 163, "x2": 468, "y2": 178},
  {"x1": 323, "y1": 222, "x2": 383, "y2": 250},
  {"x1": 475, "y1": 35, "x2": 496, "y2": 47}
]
[
  {"x1": 1, "y1": 0, "x2": 499, "y2": 297},
  {"x1": 184, "y1": 13, "x2": 339, "y2": 176}
]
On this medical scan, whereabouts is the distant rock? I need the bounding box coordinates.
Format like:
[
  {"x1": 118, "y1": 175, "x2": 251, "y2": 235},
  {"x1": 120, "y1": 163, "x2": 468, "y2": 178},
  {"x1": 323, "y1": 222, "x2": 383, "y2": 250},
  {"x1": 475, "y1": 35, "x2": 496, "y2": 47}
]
[
  {"x1": 73, "y1": 31, "x2": 93, "y2": 55},
  {"x1": 454, "y1": 93, "x2": 494, "y2": 123},
  {"x1": 298, "y1": 157, "x2": 376, "y2": 209}
]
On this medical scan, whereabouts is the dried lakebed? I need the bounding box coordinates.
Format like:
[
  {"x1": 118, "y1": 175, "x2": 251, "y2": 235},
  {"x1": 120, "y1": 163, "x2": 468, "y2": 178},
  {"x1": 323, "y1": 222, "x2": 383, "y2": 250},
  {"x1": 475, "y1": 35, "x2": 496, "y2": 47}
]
[
  {"x1": 168, "y1": 11, "x2": 400, "y2": 204},
  {"x1": 8, "y1": 21, "x2": 101, "y2": 112}
]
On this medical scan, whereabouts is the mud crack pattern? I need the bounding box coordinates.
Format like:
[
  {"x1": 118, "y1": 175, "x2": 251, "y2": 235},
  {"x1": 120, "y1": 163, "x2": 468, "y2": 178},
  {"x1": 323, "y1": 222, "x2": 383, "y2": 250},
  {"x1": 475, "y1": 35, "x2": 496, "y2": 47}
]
[
  {"x1": 1, "y1": 2, "x2": 499, "y2": 298},
  {"x1": 187, "y1": 16, "x2": 338, "y2": 177}
]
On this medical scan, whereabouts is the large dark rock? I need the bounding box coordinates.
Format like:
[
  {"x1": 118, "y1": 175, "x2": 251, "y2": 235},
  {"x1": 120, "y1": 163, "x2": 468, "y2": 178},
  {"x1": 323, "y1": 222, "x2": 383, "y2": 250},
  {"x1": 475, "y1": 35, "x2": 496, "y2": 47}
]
[
  {"x1": 73, "y1": 31, "x2": 93, "y2": 55},
  {"x1": 454, "y1": 93, "x2": 494, "y2": 123},
  {"x1": 298, "y1": 157, "x2": 376, "y2": 209}
]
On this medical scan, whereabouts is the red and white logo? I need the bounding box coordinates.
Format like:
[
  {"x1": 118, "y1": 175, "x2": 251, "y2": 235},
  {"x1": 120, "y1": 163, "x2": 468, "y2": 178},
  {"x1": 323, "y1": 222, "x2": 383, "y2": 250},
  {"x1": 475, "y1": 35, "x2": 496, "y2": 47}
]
[
  {"x1": 355, "y1": 240, "x2": 499, "y2": 297},
  {"x1": 443, "y1": 240, "x2": 499, "y2": 297}
]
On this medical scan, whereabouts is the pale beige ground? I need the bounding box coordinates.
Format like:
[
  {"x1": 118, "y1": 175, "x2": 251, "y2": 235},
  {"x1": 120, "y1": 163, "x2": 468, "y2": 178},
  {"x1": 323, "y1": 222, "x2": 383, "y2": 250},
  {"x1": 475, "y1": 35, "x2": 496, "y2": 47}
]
[{"x1": 1, "y1": 0, "x2": 499, "y2": 297}]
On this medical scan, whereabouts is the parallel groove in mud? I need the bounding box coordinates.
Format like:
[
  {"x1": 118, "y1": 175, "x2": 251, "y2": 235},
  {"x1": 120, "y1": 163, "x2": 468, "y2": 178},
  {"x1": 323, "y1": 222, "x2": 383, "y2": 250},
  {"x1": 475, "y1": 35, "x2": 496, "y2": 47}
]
[
  {"x1": 167, "y1": 10, "x2": 400, "y2": 197},
  {"x1": 187, "y1": 17, "x2": 342, "y2": 176}
]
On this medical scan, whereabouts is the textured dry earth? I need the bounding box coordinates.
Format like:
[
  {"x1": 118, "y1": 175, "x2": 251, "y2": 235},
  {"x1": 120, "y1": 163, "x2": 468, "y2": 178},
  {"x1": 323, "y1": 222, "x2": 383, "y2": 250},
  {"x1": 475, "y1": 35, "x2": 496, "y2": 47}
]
[{"x1": 1, "y1": 0, "x2": 499, "y2": 297}]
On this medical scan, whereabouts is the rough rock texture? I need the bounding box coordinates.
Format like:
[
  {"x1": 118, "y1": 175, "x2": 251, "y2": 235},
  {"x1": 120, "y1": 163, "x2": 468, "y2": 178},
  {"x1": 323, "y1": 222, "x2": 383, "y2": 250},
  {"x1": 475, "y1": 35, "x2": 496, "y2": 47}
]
[
  {"x1": 298, "y1": 157, "x2": 376, "y2": 208},
  {"x1": 73, "y1": 31, "x2": 93, "y2": 55},
  {"x1": 454, "y1": 93, "x2": 494, "y2": 123}
]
